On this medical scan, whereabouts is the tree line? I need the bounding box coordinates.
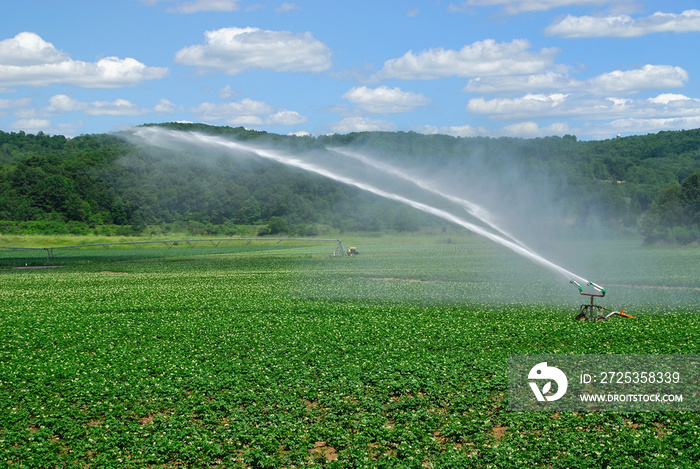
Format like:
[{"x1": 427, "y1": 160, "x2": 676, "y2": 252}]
[{"x1": 0, "y1": 124, "x2": 699, "y2": 243}]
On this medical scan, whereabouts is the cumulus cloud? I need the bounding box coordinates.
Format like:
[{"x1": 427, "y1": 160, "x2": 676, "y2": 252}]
[
  {"x1": 377, "y1": 39, "x2": 558, "y2": 80},
  {"x1": 173, "y1": 0, "x2": 239, "y2": 13},
  {"x1": 7, "y1": 118, "x2": 83, "y2": 136},
  {"x1": 39, "y1": 94, "x2": 175, "y2": 116},
  {"x1": 0, "y1": 32, "x2": 168, "y2": 88},
  {"x1": 546, "y1": 9, "x2": 700, "y2": 38},
  {"x1": 468, "y1": 93, "x2": 570, "y2": 115},
  {"x1": 465, "y1": 65, "x2": 687, "y2": 95},
  {"x1": 138, "y1": 0, "x2": 240, "y2": 13},
  {"x1": 189, "y1": 98, "x2": 307, "y2": 126},
  {"x1": 648, "y1": 93, "x2": 691, "y2": 105},
  {"x1": 276, "y1": 2, "x2": 300, "y2": 13},
  {"x1": 502, "y1": 121, "x2": 571, "y2": 137},
  {"x1": 0, "y1": 32, "x2": 69, "y2": 66},
  {"x1": 467, "y1": 92, "x2": 700, "y2": 124},
  {"x1": 414, "y1": 123, "x2": 488, "y2": 137},
  {"x1": 581, "y1": 116, "x2": 700, "y2": 140},
  {"x1": 84, "y1": 99, "x2": 145, "y2": 116},
  {"x1": 588, "y1": 65, "x2": 688, "y2": 94},
  {"x1": 265, "y1": 109, "x2": 307, "y2": 125},
  {"x1": 154, "y1": 98, "x2": 177, "y2": 114},
  {"x1": 342, "y1": 86, "x2": 430, "y2": 114},
  {"x1": 50, "y1": 95, "x2": 143, "y2": 116},
  {"x1": 190, "y1": 98, "x2": 273, "y2": 120},
  {"x1": 8, "y1": 118, "x2": 52, "y2": 133},
  {"x1": 0, "y1": 97, "x2": 31, "y2": 113},
  {"x1": 449, "y1": 0, "x2": 618, "y2": 14},
  {"x1": 175, "y1": 27, "x2": 332, "y2": 75},
  {"x1": 330, "y1": 117, "x2": 397, "y2": 133},
  {"x1": 465, "y1": 71, "x2": 579, "y2": 93}
]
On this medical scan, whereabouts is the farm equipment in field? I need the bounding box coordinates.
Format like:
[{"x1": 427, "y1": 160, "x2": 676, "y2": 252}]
[
  {"x1": 570, "y1": 280, "x2": 634, "y2": 321},
  {"x1": 347, "y1": 247, "x2": 359, "y2": 256}
]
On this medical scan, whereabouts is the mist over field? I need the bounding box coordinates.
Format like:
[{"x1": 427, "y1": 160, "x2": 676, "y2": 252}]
[
  {"x1": 1, "y1": 124, "x2": 699, "y2": 468},
  {"x1": 3, "y1": 0, "x2": 700, "y2": 464}
]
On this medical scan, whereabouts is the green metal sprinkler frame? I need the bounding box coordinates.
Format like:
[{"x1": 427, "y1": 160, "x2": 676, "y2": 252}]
[{"x1": 570, "y1": 280, "x2": 633, "y2": 321}]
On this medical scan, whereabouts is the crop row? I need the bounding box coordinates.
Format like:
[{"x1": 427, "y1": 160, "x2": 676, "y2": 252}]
[{"x1": 1, "y1": 238, "x2": 698, "y2": 467}]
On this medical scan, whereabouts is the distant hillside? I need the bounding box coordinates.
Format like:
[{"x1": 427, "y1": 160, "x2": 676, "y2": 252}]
[{"x1": 1, "y1": 124, "x2": 699, "y2": 243}]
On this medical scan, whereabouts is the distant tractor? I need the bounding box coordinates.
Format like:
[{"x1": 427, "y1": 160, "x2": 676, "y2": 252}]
[{"x1": 347, "y1": 247, "x2": 359, "y2": 256}]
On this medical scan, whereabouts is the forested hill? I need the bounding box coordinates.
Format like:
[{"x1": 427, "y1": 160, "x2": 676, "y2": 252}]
[{"x1": 1, "y1": 123, "x2": 699, "y2": 243}]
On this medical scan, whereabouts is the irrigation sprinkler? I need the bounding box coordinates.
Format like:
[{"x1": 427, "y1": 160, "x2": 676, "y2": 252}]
[{"x1": 570, "y1": 280, "x2": 634, "y2": 321}]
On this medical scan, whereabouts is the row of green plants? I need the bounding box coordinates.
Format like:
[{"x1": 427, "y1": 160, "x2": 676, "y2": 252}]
[{"x1": 1, "y1": 237, "x2": 698, "y2": 467}]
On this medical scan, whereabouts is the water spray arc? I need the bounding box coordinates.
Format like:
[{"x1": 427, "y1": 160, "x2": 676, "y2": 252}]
[
  {"x1": 329, "y1": 147, "x2": 532, "y2": 252},
  {"x1": 133, "y1": 127, "x2": 592, "y2": 287}
]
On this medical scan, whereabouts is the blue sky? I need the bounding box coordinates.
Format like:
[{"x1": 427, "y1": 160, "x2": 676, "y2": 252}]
[{"x1": 1, "y1": 0, "x2": 699, "y2": 140}]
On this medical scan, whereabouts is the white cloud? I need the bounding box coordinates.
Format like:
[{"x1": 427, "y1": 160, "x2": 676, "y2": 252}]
[
  {"x1": 377, "y1": 39, "x2": 558, "y2": 80},
  {"x1": 465, "y1": 71, "x2": 579, "y2": 93},
  {"x1": 581, "y1": 116, "x2": 700, "y2": 140},
  {"x1": 276, "y1": 3, "x2": 300, "y2": 13},
  {"x1": 47, "y1": 94, "x2": 83, "y2": 112},
  {"x1": 468, "y1": 93, "x2": 570, "y2": 115},
  {"x1": 190, "y1": 98, "x2": 274, "y2": 120},
  {"x1": 8, "y1": 118, "x2": 52, "y2": 133},
  {"x1": 330, "y1": 117, "x2": 397, "y2": 133},
  {"x1": 501, "y1": 121, "x2": 541, "y2": 136},
  {"x1": 218, "y1": 85, "x2": 238, "y2": 99},
  {"x1": 502, "y1": 121, "x2": 571, "y2": 137},
  {"x1": 0, "y1": 97, "x2": 31, "y2": 112},
  {"x1": 41, "y1": 94, "x2": 174, "y2": 116},
  {"x1": 465, "y1": 65, "x2": 687, "y2": 95},
  {"x1": 266, "y1": 110, "x2": 307, "y2": 125},
  {"x1": 449, "y1": 0, "x2": 620, "y2": 14},
  {"x1": 342, "y1": 86, "x2": 430, "y2": 114},
  {"x1": 154, "y1": 98, "x2": 177, "y2": 114},
  {"x1": 406, "y1": 8, "x2": 420, "y2": 17},
  {"x1": 647, "y1": 94, "x2": 691, "y2": 105},
  {"x1": 85, "y1": 99, "x2": 144, "y2": 116},
  {"x1": 415, "y1": 121, "x2": 570, "y2": 138},
  {"x1": 190, "y1": 98, "x2": 306, "y2": 126},
  {"x1": 49, "y1": 95, "x2": 143, "y2": 116},
  {"x1": 175, "y1": 27, "x2": 332, "y2": 75},
  {"x1": 0, "y1": 32, "x2": 69, "y2": 66},
  {"x1": 588, "y1": 65, "x2": 688, "y2": 94},
  {"x1": 227, "y1": 115, "x2": 264, "y2": 126},
  {"x1": 466, "y1": 92, "x2": 700, "y2": 125},
  {"x1": 0, "y1": 32, "x2": 168, "y2": 88},
  {"x1": 436, "y1": 124, "x2": 488, "y2": 137},
  {"x1": 139, "y1": 0, "x2": 240, "y2": 13},
  {"x1": 173, "y1": 0, "x2": 239, "y2": 13},
  {"x1": 546, "y1": 9, "x2": 700, "y2": 38}
]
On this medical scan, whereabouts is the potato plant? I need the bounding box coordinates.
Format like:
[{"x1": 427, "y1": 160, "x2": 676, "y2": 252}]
[{"x1": 0, "y1": 237, "x2": 698, "y2": 467}]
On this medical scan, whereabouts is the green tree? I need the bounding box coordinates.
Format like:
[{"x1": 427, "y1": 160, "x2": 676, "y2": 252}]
[
  {"x1": 267, "y1": 216, "x2": 288, "y2": 234},
  {"x1": 681, "y1": 170, "x2": 700, "y2": 225},
  {"x1": 640, "y1": 184, "x2": 684, "y2": 242}
]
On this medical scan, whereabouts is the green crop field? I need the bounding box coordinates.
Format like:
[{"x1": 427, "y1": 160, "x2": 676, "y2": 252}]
[{"x1": 1, "y1": 234, "x2": 699, "y2": 468}]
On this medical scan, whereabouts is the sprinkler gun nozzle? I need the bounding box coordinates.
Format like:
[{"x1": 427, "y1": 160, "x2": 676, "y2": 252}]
[
  {"x1": 587, "y1": 281, "x2": 606, "y2": 296},
  {"x1": 570, "y1": 280, "x2": 583, "y2": 292}
]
